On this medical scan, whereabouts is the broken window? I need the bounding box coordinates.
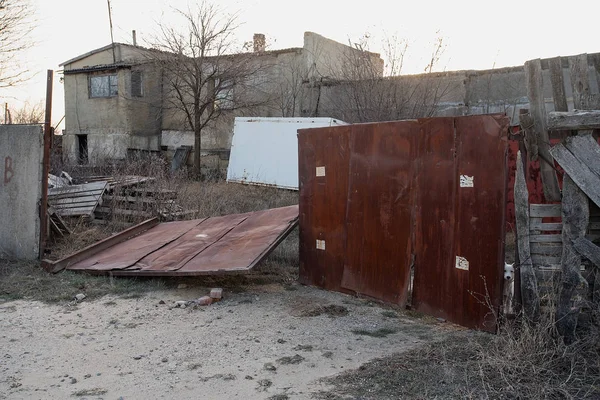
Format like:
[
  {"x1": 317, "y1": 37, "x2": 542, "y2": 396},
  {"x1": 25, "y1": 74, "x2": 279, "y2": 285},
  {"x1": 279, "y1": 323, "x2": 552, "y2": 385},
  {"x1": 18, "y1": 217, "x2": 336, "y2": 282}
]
[
  {"x1": 131, "y1": 71, "x2": 143, "y2": 97},
  {"x1": 89, "y1": 74, "x2": 118, "y2": 98}
]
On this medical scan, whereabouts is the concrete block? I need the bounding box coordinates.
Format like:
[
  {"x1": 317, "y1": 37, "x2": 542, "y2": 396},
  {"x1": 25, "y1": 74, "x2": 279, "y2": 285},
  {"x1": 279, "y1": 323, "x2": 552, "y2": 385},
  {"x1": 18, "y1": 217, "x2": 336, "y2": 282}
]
[{"x1": 210, "y1": 288, "x2": 223, "y2": 300}]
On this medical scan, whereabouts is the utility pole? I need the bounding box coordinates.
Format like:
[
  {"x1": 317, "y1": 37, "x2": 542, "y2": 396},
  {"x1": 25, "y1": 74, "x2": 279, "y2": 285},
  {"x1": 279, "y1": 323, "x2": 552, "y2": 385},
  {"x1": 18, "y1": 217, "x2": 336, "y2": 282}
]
[{"x1": 107, "y1": 0, "x2": 116, "y2": 63}]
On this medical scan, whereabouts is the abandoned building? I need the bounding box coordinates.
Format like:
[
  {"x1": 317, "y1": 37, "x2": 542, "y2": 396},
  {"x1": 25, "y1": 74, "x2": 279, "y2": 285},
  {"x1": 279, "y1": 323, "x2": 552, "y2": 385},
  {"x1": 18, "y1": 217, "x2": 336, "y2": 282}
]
[
  {"x1": 60, "y1": 30, "x2": 600, "y2": 166},
  {"x1": 59, "y1": 32, "x2": 383, "y2": 164}
]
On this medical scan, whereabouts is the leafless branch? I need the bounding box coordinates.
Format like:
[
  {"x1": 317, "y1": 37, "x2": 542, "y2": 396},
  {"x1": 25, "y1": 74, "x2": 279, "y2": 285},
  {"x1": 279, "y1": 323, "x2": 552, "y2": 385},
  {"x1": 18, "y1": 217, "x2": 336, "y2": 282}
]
[{"x1": 0, "y1": 0, "x2": 35, "y2": 88}]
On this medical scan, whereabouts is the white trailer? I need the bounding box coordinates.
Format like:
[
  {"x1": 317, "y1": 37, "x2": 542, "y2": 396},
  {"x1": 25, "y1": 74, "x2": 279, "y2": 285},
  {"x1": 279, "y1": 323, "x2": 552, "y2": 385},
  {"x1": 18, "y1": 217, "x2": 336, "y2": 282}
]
[{"x1": 226, "y1": 117, "x2": 347, "y2": 190}]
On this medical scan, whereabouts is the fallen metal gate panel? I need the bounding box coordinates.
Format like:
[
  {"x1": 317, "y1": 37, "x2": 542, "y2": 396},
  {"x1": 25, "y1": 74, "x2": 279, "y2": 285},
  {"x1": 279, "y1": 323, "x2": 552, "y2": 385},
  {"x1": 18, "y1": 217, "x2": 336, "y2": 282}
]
[
  {"x1": 51, "y1": 205, "x2": 298, "y2": 276},
  {"x1": 340, "y1": 122, "x2": 418, "y2": 305}
]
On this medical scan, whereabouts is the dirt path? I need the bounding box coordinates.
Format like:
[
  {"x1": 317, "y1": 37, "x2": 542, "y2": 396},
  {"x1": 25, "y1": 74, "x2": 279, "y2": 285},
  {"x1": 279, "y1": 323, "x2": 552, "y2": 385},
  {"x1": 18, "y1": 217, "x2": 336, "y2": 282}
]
[{"x1": 0, "y1": 284, "x2": 450, "y2": 400}]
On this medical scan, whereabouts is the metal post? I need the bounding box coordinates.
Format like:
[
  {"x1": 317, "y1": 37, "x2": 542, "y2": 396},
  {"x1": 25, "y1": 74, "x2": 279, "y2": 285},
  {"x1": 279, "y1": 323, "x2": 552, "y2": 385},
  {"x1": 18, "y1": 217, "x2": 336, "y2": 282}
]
[{"x1": 40, "y1": 70, "x2": 53, "y2": 260}]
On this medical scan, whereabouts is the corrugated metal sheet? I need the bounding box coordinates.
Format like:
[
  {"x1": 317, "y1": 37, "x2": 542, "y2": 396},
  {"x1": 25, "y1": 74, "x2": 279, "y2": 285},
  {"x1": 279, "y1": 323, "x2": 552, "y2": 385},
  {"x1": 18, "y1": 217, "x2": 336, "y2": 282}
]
[
  {"x1": 61, "y1": 205, "x2": 298, "y2": 276},
  {"x1": 298, "y1": 115, "x2": 508, "y2": 332},
  {"x1": 227, "y1": 117, "x2": 347, "y2": 190}
]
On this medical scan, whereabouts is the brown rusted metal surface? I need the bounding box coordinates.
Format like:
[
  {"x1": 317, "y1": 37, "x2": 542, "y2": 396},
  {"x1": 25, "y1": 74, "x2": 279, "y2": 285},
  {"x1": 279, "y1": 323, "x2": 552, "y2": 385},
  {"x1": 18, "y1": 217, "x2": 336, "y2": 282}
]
[
  {"x1": 62, "y1": 206, "x2": 298, "y2": 276},
  {"x1": 43, "y1": 218, "x2": 160, "y2": 273},
  {"x1": 298, "y1": 125, "x2": 351, "y2": 292},
  {"x1": 411, "y1": 115, "x2": 508, "y2": 332},
  {"x1": 340, "y1": 122, "x2": 419, "y2": 305},
  {"x1": 298, "y1": 115, "x2": 508, "y2": 331},
  {"x1": 40, "y1": 70, "x2": 54, "y2": 258}
]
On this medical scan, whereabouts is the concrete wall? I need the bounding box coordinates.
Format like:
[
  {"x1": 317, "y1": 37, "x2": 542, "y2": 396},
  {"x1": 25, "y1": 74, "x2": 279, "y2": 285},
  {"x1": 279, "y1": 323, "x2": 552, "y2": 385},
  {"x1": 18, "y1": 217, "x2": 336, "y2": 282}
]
[{"x1": 0, "y1": 125, "x2": 43, "y2": 260}]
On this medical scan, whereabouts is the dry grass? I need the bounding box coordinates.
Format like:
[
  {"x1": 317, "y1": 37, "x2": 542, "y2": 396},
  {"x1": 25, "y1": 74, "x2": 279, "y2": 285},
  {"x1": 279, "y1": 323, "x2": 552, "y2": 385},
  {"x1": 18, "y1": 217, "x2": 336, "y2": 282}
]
[{"x1": 320, "y1": 306, "x2": 600, "y2": 400}]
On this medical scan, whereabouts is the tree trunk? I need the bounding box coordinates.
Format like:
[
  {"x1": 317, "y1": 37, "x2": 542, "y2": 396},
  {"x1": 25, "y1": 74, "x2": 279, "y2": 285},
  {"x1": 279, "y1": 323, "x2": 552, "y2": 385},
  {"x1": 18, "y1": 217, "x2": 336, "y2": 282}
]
[
  {"x1": 556, "y1": 174, "x2": 589, "y2": 343},
  {"x1": 193, "y1": 126, "x2": 202, "y2": 179}
]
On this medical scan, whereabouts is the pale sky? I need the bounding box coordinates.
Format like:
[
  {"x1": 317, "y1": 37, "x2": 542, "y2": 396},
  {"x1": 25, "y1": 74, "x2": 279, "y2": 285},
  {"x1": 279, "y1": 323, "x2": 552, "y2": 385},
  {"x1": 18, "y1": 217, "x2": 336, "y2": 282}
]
[{"x1": 2, "y1": 0, "x2": 599, "y2": 129}]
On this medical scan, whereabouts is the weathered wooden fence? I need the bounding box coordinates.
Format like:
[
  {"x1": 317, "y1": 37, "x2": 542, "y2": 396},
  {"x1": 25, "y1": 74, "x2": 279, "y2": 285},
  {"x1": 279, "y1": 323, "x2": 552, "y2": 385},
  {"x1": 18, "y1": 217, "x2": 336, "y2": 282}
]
[{"x1": 516, "y1": 53, "x2": 600, "y2": 341}]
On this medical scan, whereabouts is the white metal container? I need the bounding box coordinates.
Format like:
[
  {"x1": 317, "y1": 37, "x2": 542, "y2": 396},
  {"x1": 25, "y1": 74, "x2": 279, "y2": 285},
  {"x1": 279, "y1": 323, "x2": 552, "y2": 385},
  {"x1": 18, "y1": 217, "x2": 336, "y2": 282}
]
[{"x1": 227, "y1": 117, "x2": 347, "y2": 190}]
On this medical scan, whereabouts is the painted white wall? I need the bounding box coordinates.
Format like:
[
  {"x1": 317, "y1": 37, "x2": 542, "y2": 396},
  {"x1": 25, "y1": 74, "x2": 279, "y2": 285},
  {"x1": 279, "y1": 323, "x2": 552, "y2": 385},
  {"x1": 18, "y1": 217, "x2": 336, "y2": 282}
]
[{"x1": 226, "y1": 117, "x2": 346, "y2": 190}]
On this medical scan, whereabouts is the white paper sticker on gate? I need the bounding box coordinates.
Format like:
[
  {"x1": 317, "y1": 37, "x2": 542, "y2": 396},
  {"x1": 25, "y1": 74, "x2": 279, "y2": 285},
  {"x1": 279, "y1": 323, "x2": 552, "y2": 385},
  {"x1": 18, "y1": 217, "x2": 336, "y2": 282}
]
[
  {"x1": 460, "y1": 175, "x2": 474, "y2": 187},
  {"x1": 316, "y1": 239, "x2": 326, "y2": 250},
  {"x1": 316, "y1": 166, "x2": 326, "y2": 177},
  {"x1": 455, "y1": 256, "x2": 469, "y2": 270}
]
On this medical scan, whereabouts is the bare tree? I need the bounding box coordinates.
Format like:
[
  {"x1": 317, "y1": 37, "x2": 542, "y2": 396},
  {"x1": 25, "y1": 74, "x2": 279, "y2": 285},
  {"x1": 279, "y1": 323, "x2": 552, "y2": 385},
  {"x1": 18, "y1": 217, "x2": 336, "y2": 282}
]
[
  {"x1": 11, "y1": 100, "x2": 44, "y2": 123},
  {"x1": 322, "y1": 33, "x2": 452, "y2": 123},
  {"x1": 0, "y1": 0, "x2": 35, "y2": 88},
  {"x1": 150, "y1": 2, "x2": 268, "y2": 177}
]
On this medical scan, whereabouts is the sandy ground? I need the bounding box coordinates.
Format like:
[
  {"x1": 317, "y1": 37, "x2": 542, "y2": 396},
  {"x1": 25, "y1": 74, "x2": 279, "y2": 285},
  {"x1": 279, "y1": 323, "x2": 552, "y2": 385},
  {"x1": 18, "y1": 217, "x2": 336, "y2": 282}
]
[{"x1": 0, "y1": 284, "x2": 451, "y2": 400}]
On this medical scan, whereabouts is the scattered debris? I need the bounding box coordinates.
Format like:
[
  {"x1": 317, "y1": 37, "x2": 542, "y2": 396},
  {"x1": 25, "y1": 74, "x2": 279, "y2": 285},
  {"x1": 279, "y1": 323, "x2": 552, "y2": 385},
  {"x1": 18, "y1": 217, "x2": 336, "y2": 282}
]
[
  {"x1": 73, "y1": 293, "x2": 86, "y2": 302},
  {"x1": 173, "y1": 301, "x2": 189, "y2": 309},
  {"x1": 48, "y1": 180, "x2": 108, "y2": 218},
  {"x1": 277, "y1": 354, "x2": 305, "y2": 365},
  {"x1": 48, "y1": 207, "x2": 71, "y2": 237},
  {"x1": 300, "y1": 304, "x2": 349, "y2": 318},
  {"x1": 351, "y1": 327, "x2": 398, "y2": 338},
  {"x1": 292, "y1": 344, "x2": 314, "y2": 352},
  {"x1": 193, "y1": 296, "x2": 213, "y2": 306},
  {"x1": 264, "y1": 362, "x2": 277, "y2": 371},
  {"x1": 210, "y1": 288, "x2": 223, "y2": 301},
  {"x1": 257, "y1": 379, "x2": 273, "y2": 391}
]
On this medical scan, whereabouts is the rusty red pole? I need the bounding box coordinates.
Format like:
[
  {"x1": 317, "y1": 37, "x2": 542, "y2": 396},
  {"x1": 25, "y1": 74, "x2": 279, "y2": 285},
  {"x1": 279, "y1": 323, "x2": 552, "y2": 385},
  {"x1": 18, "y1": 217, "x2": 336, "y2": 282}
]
[{"x1": 40, "y1": 70, "x2": 53, "y2": 260}]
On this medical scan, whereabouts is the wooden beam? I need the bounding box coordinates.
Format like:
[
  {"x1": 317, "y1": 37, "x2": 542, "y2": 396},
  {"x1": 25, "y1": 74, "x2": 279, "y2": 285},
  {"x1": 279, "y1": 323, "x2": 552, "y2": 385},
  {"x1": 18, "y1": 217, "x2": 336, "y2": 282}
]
[
  {"x1": 514, "y1": 150, "x2": 540, "y2": 321},
  {"x1": 569, "y1": 54, "x2": 591, "y2": 110},
  {"x1": 548, "y1": 57, "x2": 569, "y2": 112},
  {"x1": 556, "y1": 175, "x2": 589, "y2": 343},
  {"x1": 518, "y1": 111, "x2": 538, "y2": 161},
  {"x1": 550, "y1": 137, "x2": 600, "y2": 208},
  {"x1": 548, "y1": 110, "x2": 600, "y2": 131},
  {"x1": 524, "y1": 59, "x2": 561, "y2": 201},
  {"x1": 573, "y1": 237, "x2": 600, "y2": 267},
  {"x1": 41, "y1": 218, "x2": 159, "y2": 273}
]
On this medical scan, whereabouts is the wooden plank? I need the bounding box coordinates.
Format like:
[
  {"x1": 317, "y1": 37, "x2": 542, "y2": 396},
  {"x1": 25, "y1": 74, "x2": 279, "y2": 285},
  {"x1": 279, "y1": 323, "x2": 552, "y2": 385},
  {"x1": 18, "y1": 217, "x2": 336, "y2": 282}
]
[
  {"x1": 548, "y1": 110, "x2": 600, "y2": 130},
  {"x1": 518, "y1": 112, "x2": 537, "y2": 160},
  {"x1": 557, "y1": 175, "x2": 590, "y2": 343},
  {"x1": 95, "y1": 206, "x2": 151, "y2": 217},
  {"x1": 569, "y1": 54, "x2": 591, "y2": 110},
  {"x1": 524, "y1": 59, "x2": 561, "y2": 201},
  {"x1": 49, "y1": 196, "x2": 103, "y2": 206},
  {"x1": 531, "y1": 254, "x2": 562, "y2": 265},
  {"x1": 550, "y1": 143, "x2": 600, "y2": 208},
  {"x1": 548, "y1": 57, "x2": 569, "y2": 112},
  {"x1": 515, "y1": 150, "x2": 540, "y2": 321},
  {"x1": 531, "y1": 243, "x2": 563, "y2": 255},
  {"x1": 530, "y1": 204, "x2": 562, "y2": 217},
  {"x1": 48, "y1": 188, "x2": 106, "y2": 200},
  {"x1": 48, "y1": 181, "x2": 108, "y2": 195},
  {"x1": 530, "y1": 234, "x2": 563, "y2": 243},
  {"x1": 57, "y1": 207, "x2": 96, "y2": 217},
  {"x1": 562, "y1": 133, "x2": 600, "y2": 179},
  {"x1": 573, "y1": 237, "x2": 600, "y2": 267},
  {"x1": 588, "y1": 222, "x2": 600, "y2": 230},
  {"x1": 41, "y1": 218, "x2": 160, "y2": 273},
  {"x1": 530, "y1": 222, "x2": 562, "y2": 231}
]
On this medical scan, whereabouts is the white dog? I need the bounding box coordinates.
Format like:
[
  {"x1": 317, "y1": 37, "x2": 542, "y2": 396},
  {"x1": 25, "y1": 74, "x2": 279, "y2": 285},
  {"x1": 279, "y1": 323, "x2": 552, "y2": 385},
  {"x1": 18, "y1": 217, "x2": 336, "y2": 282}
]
[{"x1": 503, "y1": 262, "x2": 515, "y2": 315}]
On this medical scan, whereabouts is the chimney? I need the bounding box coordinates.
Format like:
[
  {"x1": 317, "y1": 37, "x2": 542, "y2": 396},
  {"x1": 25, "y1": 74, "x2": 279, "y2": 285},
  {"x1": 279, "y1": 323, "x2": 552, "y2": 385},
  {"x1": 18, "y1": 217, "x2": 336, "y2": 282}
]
[
  {"x1": 253, "y1": 33, "x2": 265, "y2": 53},
  {"x1": 132, "y1": 30, "x2": 137, "y2": 46}
]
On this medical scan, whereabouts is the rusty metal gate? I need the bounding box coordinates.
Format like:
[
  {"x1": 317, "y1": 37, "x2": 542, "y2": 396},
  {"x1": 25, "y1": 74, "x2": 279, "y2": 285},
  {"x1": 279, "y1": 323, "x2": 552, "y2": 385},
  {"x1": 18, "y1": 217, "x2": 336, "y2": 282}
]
[{"x1": 298, "y1": 115, "x2": 508, "y2": 332}]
